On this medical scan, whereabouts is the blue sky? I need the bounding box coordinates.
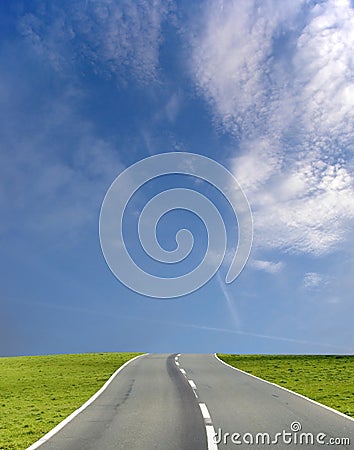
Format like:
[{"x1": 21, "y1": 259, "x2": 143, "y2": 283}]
[{"x1": 1, "y1": 0, "x2": 354, "y2": 356}]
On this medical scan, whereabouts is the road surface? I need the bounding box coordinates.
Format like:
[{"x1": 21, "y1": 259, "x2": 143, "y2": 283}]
[{"x1": 32, "y1": 354, "x2": 354, "y2": 449}]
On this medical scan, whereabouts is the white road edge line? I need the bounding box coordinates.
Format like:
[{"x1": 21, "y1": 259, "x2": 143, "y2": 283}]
[
  {"x1": 214, "y1": 353, "x2": 354, "y2": 423},
  {"x1": 188, "y1": 379, "x2": 197, "y2": 390},
  {"x1": 180, "y1": 368, "x2": 186, "y2": 375},
  {"x1": 177, "y1": 353, "x2": 181, "y2": 357},
  {"x1": 206, "y1": 424, "x2": 218, "y2": 450},
  {"x1": 26, "y1": 353, "x2": 148, "y2": 450},
  {"x1": 176, "y1": 361, "x2": 180, "y2": 366}
]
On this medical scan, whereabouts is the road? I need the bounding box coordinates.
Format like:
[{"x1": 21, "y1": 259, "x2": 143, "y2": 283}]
[{"x1": 32, "y1": 354, "x2": 354, "y2": 449}]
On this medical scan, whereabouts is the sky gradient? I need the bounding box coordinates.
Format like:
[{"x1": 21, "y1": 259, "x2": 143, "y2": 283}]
[{"x1": 1, "y1": 0, "x2": 354, "y2": 356}]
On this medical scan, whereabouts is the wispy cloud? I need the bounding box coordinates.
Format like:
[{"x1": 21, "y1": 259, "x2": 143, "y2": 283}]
[
  {"x1": 303, "y1": 272, "x2": 324, "y2": 289},
  {"x1": 190, "y1": 0, "x2": 354, "y2": 256},
  {"x1": 0, "y1": 57, "x2": 122, "y2": 238},
  {"x1": 216, "y1": 272, "x2": 241, "y2": 328},
  {"x1": 18, "y1": 0, "x2": 175, "y2": 84},
  {"x1": 251, "y1": 259, "x2": 284, "y2": 274},
  {"x1": 182, "y1": 323, "x2": 352, "y2": 353},
  {"x1": 302, "y1": 271, "x2": 334, "y2": 293}
]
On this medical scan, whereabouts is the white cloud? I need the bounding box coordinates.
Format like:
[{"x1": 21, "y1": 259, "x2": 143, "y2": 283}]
[
  {"x1": 0, "y1": 64, "x2": 122, "y2": 237},
  {"x1": 190, "y1": 0, "x2": 354, "y2": 256},
  {"x1": 293, "y1": 0, "x2": 354, "y2": 138},
  {"x1": 251, "y1": 259, "x2": 284, "y2": 274},
  {"x1": 18, "y1": 0, "x2": 174, "y2": 83},
  {"x1": 303, "y1": 272, "x2": 324, "y2": 289},
  {"x1": 250, "y1": 157, "x2": 354, "y2": 255},
  {"x1": 1, "y1": 132, "x2": 122, "y2": 237},
  {"x1": 165, "y1": 92, "x2": 182, "y2": 123},
  {"x1": 232, "y1": 137, "x2": 282, "y2": 192},
  {"x1": 191, "y1": 0, "x2": 304, "y2": 136}
]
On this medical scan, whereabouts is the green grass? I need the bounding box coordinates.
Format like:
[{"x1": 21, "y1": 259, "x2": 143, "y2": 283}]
[
  {"x1": 218, "y1": 354, "x2": 354, "y2": 418},
  {"x1": 0, "y1": 352, "x2": 142, "y2": 450}
]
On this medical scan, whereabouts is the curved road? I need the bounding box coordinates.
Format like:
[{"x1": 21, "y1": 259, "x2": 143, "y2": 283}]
[{"x1": 32, "y1": 354, "x2": 353, "y2": 449}]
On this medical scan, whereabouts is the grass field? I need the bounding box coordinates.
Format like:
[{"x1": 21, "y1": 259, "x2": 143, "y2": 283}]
[
  {"x1": 2, "y1": 353, "x2": 353, "y2": 449},
  {"x1": 0, "y1": 352, "x2": 142, "y2": 450},
  {"x1": 218, "y1": 354, "x2": 354, "y2": 418}
]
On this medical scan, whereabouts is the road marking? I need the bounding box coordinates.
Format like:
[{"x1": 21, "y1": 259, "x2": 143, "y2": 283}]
[
  {"x1": 199, "y1": 402, "x2": 218, "y2": 449},
  {"x1": 177, "y1": 353, "x2": 181, "y2": 357},
  {"x1": 27, "y1": 353, "x2": 148, "y2": 450},
  {"x1": 180, "y1": 368, "x2": 186, "y2": 375},
  {"x1": 187, "y1": 378, "x2": 198, "y2": 398},
  {"x1": 206, "y1": 424, "x2": 218, "y2": 450},
  {"x1": 175, "y1": 356, "x2": 178, "y2": 362},
  {"x1": 199, "y1": 403, "x2": 212, "y2": 425},
  {"x1": 175, "y1": 361, "x2": 180, "y2": 366},
  {"x1": 214, "y1": 353, "x2": 354, "y2": 423},
  {"x1": 188, "y1": 379, "x2": 197, "y2": 390}
]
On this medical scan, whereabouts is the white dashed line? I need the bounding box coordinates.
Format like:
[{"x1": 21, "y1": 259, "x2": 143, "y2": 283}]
[
  {"x1": 188, "y1": 379, "x2": 197, "y2": 390},
  {"x1": 176, "y1": 355, "x2": 219, "y2": 449},
  {"x1": 199, "y1": 403, "x2": 212, "y2": 424},
  {"x1": 178, "y1": 364, "x2": 218, "y2": 449},
  {"x1": 187, "y1": 378, "x2": 199, "y2": 398}
]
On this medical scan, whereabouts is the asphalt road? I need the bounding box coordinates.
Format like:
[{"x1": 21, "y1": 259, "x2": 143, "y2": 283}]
[{"x1": 34, "y1": 354, "x2": 354, "y2": 449}]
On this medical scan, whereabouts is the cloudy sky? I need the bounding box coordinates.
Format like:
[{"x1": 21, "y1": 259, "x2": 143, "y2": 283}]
[{"x1": 1, "y1": 0, "x2": 354, "y2": 356}]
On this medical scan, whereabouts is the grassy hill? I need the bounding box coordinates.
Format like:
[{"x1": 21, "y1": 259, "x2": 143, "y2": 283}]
[
  {"x1": 1, "y1": 353, "x2": 352, "y2": 449},
  {"x1": 0, "y1": 352, "x2": 141, "y2": 450},
  {"x1": 218, "y1": 354, "x2": 354, "y2": 418}
]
